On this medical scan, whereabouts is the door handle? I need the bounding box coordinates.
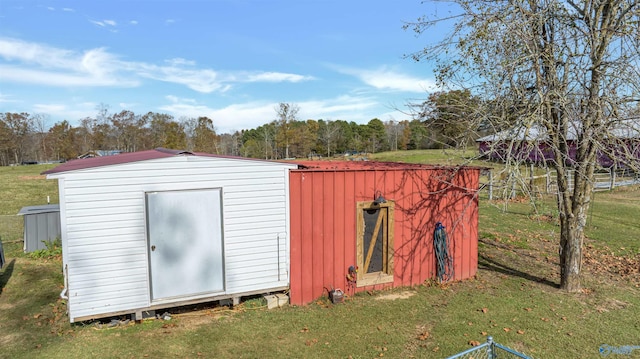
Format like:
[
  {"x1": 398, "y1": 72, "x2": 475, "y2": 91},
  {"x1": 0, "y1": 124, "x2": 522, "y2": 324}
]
[{"x1": 151, "y1": 245, "x2": 156, "y2": 251}]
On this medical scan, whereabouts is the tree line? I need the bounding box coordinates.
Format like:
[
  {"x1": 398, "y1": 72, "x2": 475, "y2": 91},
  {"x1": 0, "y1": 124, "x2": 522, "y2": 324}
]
[{"x1": 1, "y1": 98, "x2": 476, "y2": 166}]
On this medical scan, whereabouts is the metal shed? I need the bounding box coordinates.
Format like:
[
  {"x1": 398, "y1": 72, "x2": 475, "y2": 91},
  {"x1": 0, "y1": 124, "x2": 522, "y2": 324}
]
[
  {"x1": 17, "y1": 204, "x2": 61, "y2": 253},
  {"x1": 288, "y1": 161, "x2": 481, "y2": 305},
  {"x1": 43, "y1": 148, "x2": 298, "y2": 322}
]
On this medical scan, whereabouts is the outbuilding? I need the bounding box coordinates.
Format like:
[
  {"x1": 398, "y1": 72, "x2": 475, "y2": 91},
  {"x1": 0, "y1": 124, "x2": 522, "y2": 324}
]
[
  {"x1": 44, "y1": 148, "x2": 482, "y2": 322},
  {"x1": 477, "y1": 119, "x2": 640, "y2": 168},
  {"x1": 17, "y1": 204, "x2": 61, "y2": 253},
  {"x1": 43, "y1": 148, "x2": 298, "y2": 322},
  {"x1": 289, "y1": 161, "x2": 481, "y2": 305}
]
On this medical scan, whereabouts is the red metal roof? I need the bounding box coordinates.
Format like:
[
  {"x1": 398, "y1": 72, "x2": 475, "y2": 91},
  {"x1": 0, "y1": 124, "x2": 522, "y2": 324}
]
[
  {"x1": 292, "y1": 160, "x2": 484, "y2": 171},
  {"x1": 43, "y1": 149, "x2": 483, "y2": 175},
  {"x1": 41, "y1": 148, "x2": 294, "y2": 175},
  {"x1": 293, "y1": 160, "x2": 436, "y2": 171}
]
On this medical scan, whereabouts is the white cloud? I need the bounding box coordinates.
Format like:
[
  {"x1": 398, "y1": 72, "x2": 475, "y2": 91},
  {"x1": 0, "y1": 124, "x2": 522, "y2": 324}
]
[
  {"x1": 158, "y1": 94, "x2": 388, "y2": 133},
  {"x1": 0, "y1": 38, "x2": 310, "y2": 92},
  {"x1": 90, "y1": 19, "x2": 117, "y2": 28},
  {"x1": 0, "y1": 93, "x2": 16, "y2": 103},
  {"x1": 0, "y1": 65, "x2": 136, "y2": 87},
  {"x1": 33, "y1": 103, "x2": 66, "y2": 113},
  {"x1": 130, "y1": 20, "x2": 138, "y2": 25},
  {"x1": 165, "y1": 58, "x2": 196, "y2": 66},
  {"x1": 159, "y1": 96, "x2": 270, "y2": 132},
  {"x1": 246, "y1": 72, "x2": 313, "y2": 83},
  {"x1": 31, "y1": 102, "x2": 97, "y2": 122},
  {"x1": 118, "y1": 102, "x2": 138, "y2": 110},
  {"x1": 90, "y1": 20, "x2": 106, "y2": 27},
  {"x1": 136, "y1": 63, "x2": 229, "y2": 93},
  {"x1": 299, "y1": 95, "x2": 377, "y2": 116},
  {"x1": 135, "y1": 62, "x2": 312, "y2": 93},
  {"x1": 334, "y1": 65, "x2": 436, "y2": 93},
  {"x1": 0, "y1": 38, "x2": 73, "y2": 67},
  {"x1": 62, "y1": 8, "x2": 74, "y2": 12},
  {"x1": 0, "y1": 39, "x2": 137, "y2": 87}
]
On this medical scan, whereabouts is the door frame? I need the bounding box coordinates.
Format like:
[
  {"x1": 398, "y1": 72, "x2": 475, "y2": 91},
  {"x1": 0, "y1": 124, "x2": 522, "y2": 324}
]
[{"x1": 356, "y1": 200, "x2": 395, "y2": 287}]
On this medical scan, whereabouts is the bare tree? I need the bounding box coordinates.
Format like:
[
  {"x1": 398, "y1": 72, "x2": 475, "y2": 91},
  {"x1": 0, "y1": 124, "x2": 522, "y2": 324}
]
[
  {"x1": 275, "y1": 103, "x2": 300, "y2": 159},
  {"x1": 317, "y1": 120, "x2": 342, "y2": 157},
  {"x1": 32, "y1": 113, "x2": 49, "y2": 162},
  {"x1": 407, "y1": 0, "x2": 640, "y2": 291}
]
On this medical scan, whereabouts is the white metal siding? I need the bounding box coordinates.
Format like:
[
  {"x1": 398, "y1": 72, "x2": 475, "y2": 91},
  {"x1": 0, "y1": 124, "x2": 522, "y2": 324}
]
[{"x1": 50, "y1": 156, "x2": 296, "y2": 322}]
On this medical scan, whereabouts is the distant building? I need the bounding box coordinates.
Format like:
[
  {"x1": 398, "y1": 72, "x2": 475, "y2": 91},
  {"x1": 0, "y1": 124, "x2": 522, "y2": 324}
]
[
  {"x1": 476, "y1": 119, "x2": 640, "y2": 168},
  {"x1": 77, "y1": 150, "x2": 123, "y2": 159}
]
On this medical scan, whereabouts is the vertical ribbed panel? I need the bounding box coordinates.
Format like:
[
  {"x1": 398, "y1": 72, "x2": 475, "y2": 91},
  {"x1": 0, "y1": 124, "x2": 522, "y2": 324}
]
[{"x1": 289, "y1": 167, "x2": 480, "y2": 305}]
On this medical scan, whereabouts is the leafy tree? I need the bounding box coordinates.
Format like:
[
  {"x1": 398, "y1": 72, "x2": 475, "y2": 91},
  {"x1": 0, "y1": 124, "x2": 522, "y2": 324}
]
[
  {"x1": 192, "y1": 117, "x2": 219, "y2": 154},
  {"x1": 274, "y1": 103, "x2": 299, "y2": 159},
  {"x1": 242, "y1": 123, "x2": 277, "y2": 159},
  {"x1": 146, "y1": 112, "x2": 186, "y2": 149},
  {"x1": 0, "y1": 118, "x2": 12, "y2": 166},
  {"x1": 333, "y1": 120, "x2": 354, "y2": 154},
  {"x1": 407, "y1": 119, "x2": 429, "y2": 150},
  {"x1": 110, "y1": 110, "x2": 144, "y2": 152},
  {"x1": 47, "y1": 120, "x2": 78, "y2": 160},
  {"x1": 0, "y1": 112, "x2": 34, "y2": 164},
  {"x1": 417, "y1": 89, "x2": 482, "y2": 148},
  {"x1": 407, "y1": 0, "x2": 640, "y2": 291},
  {"x1": 365, "y1": 118, "x2": 388, "y2": 153},
  {"x1": 348, "y1": 122, "x2": 367, "y2": 153},
  {"x1": 288, "y1": 120, "x2": 316, "y2": 158},
  {"x1": 240, "y1": 137, "x2": 267, "y2": 158}
]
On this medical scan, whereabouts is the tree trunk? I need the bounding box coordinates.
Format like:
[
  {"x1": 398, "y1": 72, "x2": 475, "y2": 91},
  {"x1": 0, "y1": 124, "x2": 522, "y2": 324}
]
[
  {"x1": 558, "y1": 165, "x2": 593, "y2": 292},
  {"x1": 559, "y1": 214, "x2": 583, "y2": 291}
]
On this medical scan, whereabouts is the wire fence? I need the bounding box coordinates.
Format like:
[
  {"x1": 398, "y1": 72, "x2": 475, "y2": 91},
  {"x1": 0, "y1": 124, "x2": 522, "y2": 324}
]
[{"x1": 446, "y1": 336, "x2": 533, "y2": 359}]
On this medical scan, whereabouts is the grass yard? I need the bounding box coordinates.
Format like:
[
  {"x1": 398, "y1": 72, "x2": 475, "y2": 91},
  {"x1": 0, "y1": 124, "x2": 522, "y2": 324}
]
[{"x1": 1, "y1": 154, "x2": 639, "y2": 359}]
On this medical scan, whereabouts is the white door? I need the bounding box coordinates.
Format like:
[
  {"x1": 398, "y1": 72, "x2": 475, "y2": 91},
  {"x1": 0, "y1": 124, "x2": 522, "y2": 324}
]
[{"x1": 146, "y1": 189, "x2": 224, "y2": 301}]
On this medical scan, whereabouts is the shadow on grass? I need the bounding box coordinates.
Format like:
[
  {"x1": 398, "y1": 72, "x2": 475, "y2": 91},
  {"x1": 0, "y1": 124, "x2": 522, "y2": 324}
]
[
  {"x1": 478, "y1": 240, "x2": 559, "y2": 289},
  {"x1": 0, "y1": 258, "x2": 15, "y2": 295},
  {"x1": 478, "y1": 255, "x2": 559, "y2": 288}
]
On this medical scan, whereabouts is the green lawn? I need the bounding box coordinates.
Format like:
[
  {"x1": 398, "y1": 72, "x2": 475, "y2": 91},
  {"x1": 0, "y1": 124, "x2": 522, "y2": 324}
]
[{"x1": 1, "y1": 155, "x2": 639, "y2": 359}]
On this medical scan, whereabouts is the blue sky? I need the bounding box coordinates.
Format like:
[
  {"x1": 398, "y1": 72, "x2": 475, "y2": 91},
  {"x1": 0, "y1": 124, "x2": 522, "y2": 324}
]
[{"x1": 0, "y1": 0, "x2": 448, "y2": 134}]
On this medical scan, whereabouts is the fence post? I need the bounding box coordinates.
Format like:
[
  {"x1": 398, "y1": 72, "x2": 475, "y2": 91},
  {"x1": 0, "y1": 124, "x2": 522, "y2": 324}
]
[
  {"x1": 488, "y1": 171, "x2": 493, "y2": 201},
  {"x1": 529, "y1": 163, "x2": 534, "y2": 195},
  {"x1": 610, "y1": 164, "x2": 617, "y2": 190},
  {"x1": 487, "y1": 336, "x2": 494, "y2": 358},
  {"x1": 545, "y1": 168, "x2": 550, "y2": 194}
]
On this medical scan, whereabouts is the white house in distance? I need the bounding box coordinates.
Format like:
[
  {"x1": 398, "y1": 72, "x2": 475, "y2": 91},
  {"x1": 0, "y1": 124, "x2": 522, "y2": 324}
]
[{"x1": 43, "y1": 148, "x2": 298, "y2": 323}]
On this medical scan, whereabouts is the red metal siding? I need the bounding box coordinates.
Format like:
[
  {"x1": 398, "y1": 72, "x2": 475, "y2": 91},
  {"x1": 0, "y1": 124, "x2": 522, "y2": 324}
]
[{"x1": 289, "y1": 165, "x2": 481, "y2": 305}]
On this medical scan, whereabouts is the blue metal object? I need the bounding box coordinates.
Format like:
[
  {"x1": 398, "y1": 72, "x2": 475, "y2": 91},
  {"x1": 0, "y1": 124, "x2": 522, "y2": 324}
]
[{"x1": 446, "y1": 336, "x2": 533, "y2": 359}]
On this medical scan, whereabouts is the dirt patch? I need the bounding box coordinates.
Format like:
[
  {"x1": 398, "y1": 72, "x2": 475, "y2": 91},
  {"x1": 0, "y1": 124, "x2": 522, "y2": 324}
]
[
  {"x1": 18, "y1": 175, "x2": 46, "y2": 180},
  {"x1": 0, "y1": 333, "x2": 20, "y2": 347},
  {"x1": 0, "y1": 302, "x2": 16, "y2": 310},
  {"x1": 375, "y1": 291, "x2": 416, "y2": 301},
  {"x1": 174, "y1": 309, "x2": 232, "y2": 329},
  {"x1": 595, "y1": 298, "x2": 630, "y2": 313}
]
